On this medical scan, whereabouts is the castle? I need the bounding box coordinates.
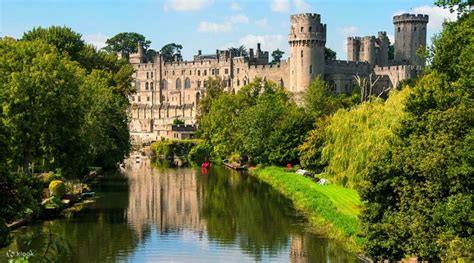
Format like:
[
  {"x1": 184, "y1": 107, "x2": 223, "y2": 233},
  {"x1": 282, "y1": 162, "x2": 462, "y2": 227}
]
[{"x1": 128, "y1": 12, "x2": 429, "y2": 144}]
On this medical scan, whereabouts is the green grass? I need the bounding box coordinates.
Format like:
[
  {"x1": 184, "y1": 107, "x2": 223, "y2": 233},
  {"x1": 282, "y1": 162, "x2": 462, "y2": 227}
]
[{"x1": 251, "y1": 166, "x2": 363, "y2": 252}]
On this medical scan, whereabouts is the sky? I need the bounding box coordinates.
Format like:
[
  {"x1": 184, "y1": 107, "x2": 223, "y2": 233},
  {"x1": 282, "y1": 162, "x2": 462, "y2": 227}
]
[{"x1": 0, "y1": 0, "x2": 457, "y2": 61}]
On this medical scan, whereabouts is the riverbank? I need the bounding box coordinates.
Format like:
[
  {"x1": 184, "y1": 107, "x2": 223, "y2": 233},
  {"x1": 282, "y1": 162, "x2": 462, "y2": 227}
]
[{"x1": 250, "y1": 166, "x2": 363, "y2": 252}]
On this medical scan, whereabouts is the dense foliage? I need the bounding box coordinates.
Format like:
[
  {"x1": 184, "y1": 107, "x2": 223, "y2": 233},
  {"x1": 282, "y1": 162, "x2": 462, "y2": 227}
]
[
  {"x1": 360, "y1": 12, "x2": 473, "y2": 261},
  {"x1": 199, "y1": 78, "x2": 313, "y2": 165},
  {"x1": 0, "y1": 26, "x2": 133, "y2": 246}
]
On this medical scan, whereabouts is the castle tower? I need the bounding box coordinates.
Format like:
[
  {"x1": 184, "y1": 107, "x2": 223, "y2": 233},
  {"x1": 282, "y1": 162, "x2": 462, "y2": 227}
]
[
  {"x1": 347, "y1": 37, "x2": 361, "y2": 62},
  {"x1": 376, "y1": 31, "x2": 390, "y2": 66},
  {"x1": 129, "y1": 41, "x2": 145, "y2": 64},
  {"x1": 289, "y1": 13, "x2": 326, "y2": 93},
  {"x1": 393, "y1": 13, "x2": 429, "y2": 66},
  {"x1": 360, "y1": 36, "x2": 376, "y2": 65}
]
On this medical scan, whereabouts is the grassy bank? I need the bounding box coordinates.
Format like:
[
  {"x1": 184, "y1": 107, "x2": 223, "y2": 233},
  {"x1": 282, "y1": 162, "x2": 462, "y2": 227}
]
[{"x1": 251, "y1": 166, "x2": 363, "y2": 252}]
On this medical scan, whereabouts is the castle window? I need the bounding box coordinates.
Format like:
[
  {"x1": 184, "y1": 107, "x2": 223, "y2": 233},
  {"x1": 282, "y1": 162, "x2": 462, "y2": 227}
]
[
  {"x1": 301, "y1": 50, "x2": 303, "y2": 58},
  {"x1": 132, "y1": 96, "x2": 135, "y2": 101},
  {"x1": 190, "y1": 70, "x2": 192, "y2": 75},
  {"x1": 198, "y1": 70, "x2": 201, "y2": 76},
  {"x1": 197, "y1": 80, "x2": 201, "y2": 88},
  {"x1": 204, "y1": 80, "x2": 208, "y2": 87},
  {"x1": 138, "y1": 96, "x2": 141, "y2": 102},
  {"x1": 147, "y1": 72, "x2": 149, "y2": 79},
  {"x1": 309, "y1": 27, "x2": 312, "y2": 32},
  {"x1": 185, "y1": 78, "x2": 191, "y2": 89},
  {"x1": 145, "y1": 82, "x2": 149, "y2": 90},
  {"x1": 151, "y1": 72, "x2": 153, "y2": 78},
  {"x1": 176, "y1": 78, "x2": 182, "y2": 89},
  {"x1": 211, "y1": 69, "x2": 215, "y2": 75},
  {"x1": 300, "y1": 27, "x2": 304, "y2": 32},
  {"x1": 309, "y1": 65, "x2": 313, "y2": 74},
  {"x1": 173, "y1": 70, "x2": 175, "y2": 75},
  {"x1": 150, "y1": 82, "x2": 154, "y2": 90},
  {"x1": 204, "y1": 70, "x2": 207, "y2": 76},
  {"x1": 147, "y1": 96, "x2": 150, "y2": 101},
  {"x1": 237, "y1": 79, "x2": 240, "y2": 86},
  {"x1": 398, "y1": 27, "x2": 400, "y2": 32},
  {"x1": 216, "y1": 69, "x2": 219, "y2": 75},
  {"x1": 161, "y1": 79, "x2": 168, "y2": 90},
  {"x1": 225, "y1": 68, "x2": 229, "y2": 74},
  {"x1": 414, "y1": 26, "x2": 417, "y2": 31},
  {"x1": 237, "y1": 68, "x2": 240, "y2": 74}
]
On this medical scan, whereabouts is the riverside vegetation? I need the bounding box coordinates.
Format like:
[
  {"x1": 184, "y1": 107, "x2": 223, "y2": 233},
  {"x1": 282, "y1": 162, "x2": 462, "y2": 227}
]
[
  {"x1": 0, "y1": 26, "x2": 133, "y2": 249},
  {"x1": 192, "y1": 4, "x2": 473, "y2": 261}
]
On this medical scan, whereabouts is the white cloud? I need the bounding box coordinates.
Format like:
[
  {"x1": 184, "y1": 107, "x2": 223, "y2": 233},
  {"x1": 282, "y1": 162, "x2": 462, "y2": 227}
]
[
  {"x1": 164, "y1": 0, "x2": 212, "y2": 12},
  {"x1": 294, "y1": 0, "x2": 311, "y2": 12},
  {"x1": 220, "y1": 42, "x2": 236, "y2": 50},
  {"x1": 197, "y1": 21, "x2": 232, "y2": 33},
  {"x1": 338, "y1": 26, "x2": 359, "y2": 37},
  {"x1": 229, "y1": 2, "x2": 242, "y2": 11},
  {"x1": 255, "y1": 18, "x2": 269, "y2": 28},
  {"x1": 394, "y1": 5, "x2": 457, "y2": 31},
  {"x1": 83, "y1": 32, "x2": 108, "y2": 49},
  {"x1": 229, "y1": 14, "x2": 249, "y2": 24},
  {"x1": 271, "y1": 0, "x2": 290, "y2": 13},
  {"x1": 198, "y1": 14, "x2": 249, "y2": 33},
  {"x1": 239, "y1": 34, "x2": 286, "y2": 52}
]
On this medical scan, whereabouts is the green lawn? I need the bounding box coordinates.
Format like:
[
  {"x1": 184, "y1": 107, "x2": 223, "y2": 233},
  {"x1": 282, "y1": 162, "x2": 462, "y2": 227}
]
[{"x1": 251, "y1": 166, "x2": 363, "y2": 251}]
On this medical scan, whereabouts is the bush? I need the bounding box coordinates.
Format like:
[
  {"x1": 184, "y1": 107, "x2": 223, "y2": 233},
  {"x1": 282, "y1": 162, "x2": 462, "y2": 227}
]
[
  {"x1": 228, "y1": 153, "x2": 240, "y2": 163},
  {"x1": 188, "y1": 142, "x2": 212, "y2": 165},
  {"x1": 49, "y1": 180, "x2": 66, "y2": 198}
]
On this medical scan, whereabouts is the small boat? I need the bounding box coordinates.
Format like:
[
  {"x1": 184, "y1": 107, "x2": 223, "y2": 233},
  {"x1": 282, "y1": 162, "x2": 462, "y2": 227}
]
[{"x1": 223, "y1": 162, "x2": 247, "y2": 170}]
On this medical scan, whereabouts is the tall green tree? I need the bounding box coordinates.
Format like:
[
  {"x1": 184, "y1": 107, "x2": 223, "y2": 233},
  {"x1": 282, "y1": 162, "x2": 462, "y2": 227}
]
[
  {"x1": 228, "y1": 45, "x2": 248, "y2": 57},
  {"x1": 160, "y1": 43, "x2": 183, "y2": 62},
  {"x1": 103, "y1": 32, "x2": 151, "y2": 56},
  {"x1": 22, "y1": 26, "x2": 85, "y2": 61},
  {"x1": 271, "y1": 49, "x2": 284, "y2": 64},
  {"x1": 324, "y1": 47, "x2": 337, "y2": 60}
]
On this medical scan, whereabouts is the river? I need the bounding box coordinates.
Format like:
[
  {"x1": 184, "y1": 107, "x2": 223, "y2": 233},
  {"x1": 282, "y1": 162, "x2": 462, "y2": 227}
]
[{"x1": 0, "y1": 159, "x2": 357, "y2": 262}]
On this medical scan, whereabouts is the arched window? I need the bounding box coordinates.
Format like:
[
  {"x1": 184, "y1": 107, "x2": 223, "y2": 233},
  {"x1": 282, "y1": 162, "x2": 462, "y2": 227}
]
[
  {"x1": 150, "y1": 82, "x2": 154, "y2": 90},
  {"x1": 197, "y1": 80, "x2": 201, "y2": 88},
  {"x1": 161, "y1": 79, "x2": 168, "y2": 90},
  {"x1": 198, "y1": 70, "x2": 201, "y2": 76},
  {"x1": 145, "y1": 82, "x2": 149, "y2": 90},
  {"x1": 301, "y1": 50, "x2": 303, "y2": 58},
  {"x1": 185, "y1": 78, "x2": 191, "y2": 89},
  {"x1": 176, "y1": 78, "x2": 181, "y2": 89}
]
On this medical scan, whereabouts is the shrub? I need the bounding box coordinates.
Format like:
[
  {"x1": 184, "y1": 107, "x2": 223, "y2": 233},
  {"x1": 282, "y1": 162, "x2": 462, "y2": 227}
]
[
  {"x1": 188, "y1": 142, "x2": 212, "y2": 165},
  {"x1": 228, "y1": 153, "x2": 240, "y2": 163},
  {"x1": 49, "y1": 180, "x2": 66, "y2": 198}
]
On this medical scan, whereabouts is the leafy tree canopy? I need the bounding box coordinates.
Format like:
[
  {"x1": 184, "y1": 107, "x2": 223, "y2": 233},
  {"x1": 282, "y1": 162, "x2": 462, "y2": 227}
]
[
  {"x1": 104, "y1": 32, "x2": 151, "y2": 55},
  {"x1": 324, "y1": 47, "x2": 337, "y2": 60},
  {"x1": 160, "y1": 43, "x2": 183, "y2": 62},
  {"x1": 271, "y1": 49, "x2": 285, "y2": 64}
]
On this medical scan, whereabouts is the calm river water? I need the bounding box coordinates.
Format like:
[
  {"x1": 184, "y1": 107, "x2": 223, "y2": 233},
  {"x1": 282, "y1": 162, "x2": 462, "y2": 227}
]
[{"x1": 1, "y1": 159, "x2": 356, "y2": 262}]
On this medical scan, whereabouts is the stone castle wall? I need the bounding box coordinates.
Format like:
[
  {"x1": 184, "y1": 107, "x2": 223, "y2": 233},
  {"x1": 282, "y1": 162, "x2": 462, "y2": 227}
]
[{"x1": 128, "y1": 12, "x2": 428, "y2": 144}]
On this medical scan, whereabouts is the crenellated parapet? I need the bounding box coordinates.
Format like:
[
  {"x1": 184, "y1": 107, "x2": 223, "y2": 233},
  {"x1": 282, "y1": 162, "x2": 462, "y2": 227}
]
[{"x1": 393, "y1": 13, "x2": 429, "y2": 24}]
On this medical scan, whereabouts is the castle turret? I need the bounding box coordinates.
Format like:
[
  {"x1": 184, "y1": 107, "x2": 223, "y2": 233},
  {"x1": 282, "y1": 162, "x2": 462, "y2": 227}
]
[
  {"x1": 393, "y1": 13, "x2": 429, "y2": 66},
  {"x1": 289, "y1": 13, "x2": 326, "y2": 93},
  {"x1": 130, "y1": 41, "x2": 145, "y2": 64},
  {"x1": 376, "y1": 31, "x2": 389, "y2": 66}
]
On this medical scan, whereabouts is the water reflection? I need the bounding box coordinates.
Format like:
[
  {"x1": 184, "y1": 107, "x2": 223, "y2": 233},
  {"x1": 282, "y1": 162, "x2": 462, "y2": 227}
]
[{"x1": 0, "y1": 159, "x2": 356, "y2": 262}]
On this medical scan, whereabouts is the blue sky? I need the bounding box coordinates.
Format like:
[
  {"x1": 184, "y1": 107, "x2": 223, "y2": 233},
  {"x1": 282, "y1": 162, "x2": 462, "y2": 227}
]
[{"x1": 1, "y1": 0, "x2": 456, "y2": 60}]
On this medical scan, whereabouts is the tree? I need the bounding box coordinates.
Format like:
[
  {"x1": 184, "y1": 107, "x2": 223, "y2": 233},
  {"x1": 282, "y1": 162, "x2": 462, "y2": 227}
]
[
  {"x1": 0, "y1": 38, "x2": 87, "y2": 175},
  {"x1": 388, "y1": 44, "x2": 394, "y2": 60},
  {"x1": 145, "y1": 48, "x2": 158, "y2": 63},
  {"x1": 435, "y1": 0, "x2": 472, "y2": 16},
  {"x1": 271, "y1": 49, "x2": 285, "y2": 64},
  {"x1": 324, "y1": 47, "x2": 337, "y2": 60},
  {"x1": 103, "y1": 32, "x2": 151, "y2": 56},
  {"x1": 22, "y1": 26, "x2": 85, "y2": 61},
  {"x1": 198, "y1": 77, "x2": 226, "y2": 117},
  {"x1": 360, "y1": 73, "x2": 473, "y2": 261},
  {"x1": 302, "y1": 76, "x2": 357, "y2": 119},
  {"x1": 229, "y1": 45, "x2": 248, "y2": 57},
  {"x1": 160, "y1": 43, "x2": 183, "y2": 62}
]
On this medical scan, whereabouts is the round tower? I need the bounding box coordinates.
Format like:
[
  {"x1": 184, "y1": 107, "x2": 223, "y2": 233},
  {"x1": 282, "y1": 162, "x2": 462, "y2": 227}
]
[
  {"x1": 288, "y1": 13, "x2": 326, "y2": 93},
  {"x1": 393, "y1": 13, "x2": 429, "y2": 66}
]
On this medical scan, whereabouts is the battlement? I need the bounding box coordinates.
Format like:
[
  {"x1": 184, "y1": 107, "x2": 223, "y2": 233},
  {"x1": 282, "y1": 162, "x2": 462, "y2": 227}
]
[
  {"x1": 290, "y1": 13, "x2": 321, "y2": 22},
  {"x1": 163, "y1": 58, "x2": 231, "y2": 67},
  {"x1": 378, "y1": 31, "x2": 387, "y2": 37},
  {"x1": 393, "y1": 13, "x2": 429, "y2": 23},
  {"x1": 327, "y1": 60, "x2": 370, "y2": 68}
]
